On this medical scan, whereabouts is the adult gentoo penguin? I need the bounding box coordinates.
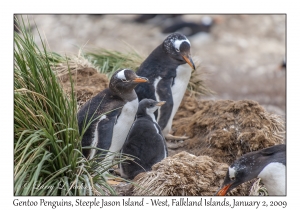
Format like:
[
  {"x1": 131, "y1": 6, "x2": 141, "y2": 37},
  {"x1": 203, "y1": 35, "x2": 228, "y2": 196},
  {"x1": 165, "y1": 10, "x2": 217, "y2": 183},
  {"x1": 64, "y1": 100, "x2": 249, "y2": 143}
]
[
  {"x1": 120, "y1": 99, "x2": 168, "y2": 180},
  {"x1": 162, "y1": 16, "x2": 215, "y2": 36},
  {"x1": 77, "y1": 69, "x2": 148, "y2": 160},
  {"x1": 135, "y1": 32, "x2": 195, "y2": 140},
  {"x1": 216, "y1": 144, "x2": 286, "y2": 196}
]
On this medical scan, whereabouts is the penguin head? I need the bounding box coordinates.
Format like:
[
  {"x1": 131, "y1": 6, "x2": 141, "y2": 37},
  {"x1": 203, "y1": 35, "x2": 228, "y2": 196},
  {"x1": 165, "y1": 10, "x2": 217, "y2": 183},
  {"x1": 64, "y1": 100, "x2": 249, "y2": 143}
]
[
  {"x1": 215, "y1": 144, "x2": 286, "y2": 196},
  {"x1": 163, "y1": 32, "x2": 195, "y2": 70},
  {"x1": 137, "y1": 99, "x2": 166, "y2": 117},
  {"x1": 215, "y1": 158, "x2": 255, "y2": 196},
  {"x1": 215, "y1": 149, "x2": 273, "y2": 196},
  {"x1": 110, "y1": 69, "x2": 149, "y2": 93}
]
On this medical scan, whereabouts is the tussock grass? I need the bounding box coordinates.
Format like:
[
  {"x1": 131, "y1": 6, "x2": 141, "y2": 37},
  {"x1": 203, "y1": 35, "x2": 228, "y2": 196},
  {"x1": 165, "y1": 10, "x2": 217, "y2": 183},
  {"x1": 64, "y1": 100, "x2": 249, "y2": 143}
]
[
  {"x1": 14, "y1": 16, "x2": 119, "y2": 196},
  {"x1": 49, "y1": 50, "x2": 98, "y2": 78},
  {"x1": 84, "y1": 49, "x2": 143, "y2": 78},
  {"x1": 85, "y1": 49, "x2": 213, "y2": 96},
  {"x1": 249, "y1": 178, "x2": 269, "y2": 196}
]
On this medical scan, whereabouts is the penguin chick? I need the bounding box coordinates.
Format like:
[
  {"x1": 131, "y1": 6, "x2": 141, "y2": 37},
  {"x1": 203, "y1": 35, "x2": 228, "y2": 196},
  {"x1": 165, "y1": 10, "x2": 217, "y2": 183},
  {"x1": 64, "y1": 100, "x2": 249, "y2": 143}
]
[
  {"x1": 77, "y1": 69, "x2": 148, "y2": 161},
  {"x1": 120, "y1": 99, "x2": 168, "y2": 180}
]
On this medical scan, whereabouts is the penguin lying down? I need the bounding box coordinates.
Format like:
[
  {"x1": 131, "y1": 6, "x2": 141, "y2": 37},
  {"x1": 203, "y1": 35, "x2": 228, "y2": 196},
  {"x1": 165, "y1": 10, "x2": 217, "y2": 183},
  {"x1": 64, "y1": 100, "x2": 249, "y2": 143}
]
[
  {"x1": 120, "y1": 99, "x2": 168, "y2": 180},
  {"x1": 215, "y1": 144, "x2": 286, "y2": 196}
]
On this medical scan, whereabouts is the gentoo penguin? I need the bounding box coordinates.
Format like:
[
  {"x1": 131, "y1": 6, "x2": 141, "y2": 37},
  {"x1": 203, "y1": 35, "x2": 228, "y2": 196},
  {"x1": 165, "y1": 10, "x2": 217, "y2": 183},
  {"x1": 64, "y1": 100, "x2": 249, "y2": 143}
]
[
  {"x1": 135, "y1": 32, "x2": 195, "y2": 140},
  {"x1": 134, "y1": 14, "x2": 182, "y2": 24},
  {"x1": 77, "y1": 69, "x2": 148, "y2": 161},
  {"x1": 162, "y1": 16, "x2": 215, "y2": 36},
  {"x1": 215, "y1": 144, "x2": 286, "y2": 196},
  {"x1": 120, "y1": 99, "x2": 168, "y2": 180}
]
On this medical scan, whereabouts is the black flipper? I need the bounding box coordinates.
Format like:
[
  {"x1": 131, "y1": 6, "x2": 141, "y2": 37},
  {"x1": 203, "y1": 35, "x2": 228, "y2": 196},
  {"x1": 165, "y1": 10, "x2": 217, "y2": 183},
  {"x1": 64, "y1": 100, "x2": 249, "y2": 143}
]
[
  {"x1": 94, "y1": 109, "x2": 121, "y2": 157},
  {"x1": 155, "y1": 77, "x2": 173, "y2": 131},
  {"x1": 260, "y1": 144, "x2": 286, "y2": 156}
]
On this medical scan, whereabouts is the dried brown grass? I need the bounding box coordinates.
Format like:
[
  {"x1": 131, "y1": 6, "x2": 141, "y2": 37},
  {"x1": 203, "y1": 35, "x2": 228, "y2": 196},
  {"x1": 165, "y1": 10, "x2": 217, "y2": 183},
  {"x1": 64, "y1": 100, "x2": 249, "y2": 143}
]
[
  {"x1": 132, "y1": 151, "x2": 252, "y2": 196},
  {"x1": 59, "y1": 67, "x2": 109, "y2": 109},
  {"x1": 52, "y1": 52, "x2": 109, "y2": 109},
  {"x1": 171, "y1": 99, "x2": 285, "y2": 164}
]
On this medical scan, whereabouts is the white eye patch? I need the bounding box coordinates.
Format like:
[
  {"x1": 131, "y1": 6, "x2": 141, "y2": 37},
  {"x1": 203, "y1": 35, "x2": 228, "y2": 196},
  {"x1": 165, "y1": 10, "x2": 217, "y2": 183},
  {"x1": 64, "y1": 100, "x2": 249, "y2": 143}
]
[
  {"x1": 174, "y1": 39, "x2": 190, "y2": 51},
  {"x1": 116, "y1": 69, "x2": 127, "y2": 80},
  {"x1": 228, "y1": 166, "x2": 236, "y2": 179}
]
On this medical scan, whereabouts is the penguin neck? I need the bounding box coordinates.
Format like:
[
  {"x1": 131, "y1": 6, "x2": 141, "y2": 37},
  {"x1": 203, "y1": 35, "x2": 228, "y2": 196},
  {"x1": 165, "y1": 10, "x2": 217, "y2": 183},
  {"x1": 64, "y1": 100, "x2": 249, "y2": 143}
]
[
  {"x1": 111, "y1": 86, "x2": 137, "y2": 102},
  {"x1": 146, "y1": 112, "x2": 156, "y2": 122},
  {"x1": 137, "y1": 111, "x2": 157, "y2": 123}
]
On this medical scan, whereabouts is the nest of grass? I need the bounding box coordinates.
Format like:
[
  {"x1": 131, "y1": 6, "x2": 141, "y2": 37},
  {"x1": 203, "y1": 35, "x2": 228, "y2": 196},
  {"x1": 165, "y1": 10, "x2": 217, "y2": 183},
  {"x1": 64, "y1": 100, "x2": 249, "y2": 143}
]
[
  {"x1": 249, "y1": 178, "x2": 268, "y2": 196},
  {"x1": 51, "y1": 51, "x2": 109, "y2": 109},
  {"x1": 173, "y1": 91, "x2": 202, "y2": 121},
  {"x1": 59, "y1": 67, "x2": 109, "y2": 109},
  {"x1": 171, "y1": 99, "x2": 285, "y2": 164},
  {"x1": 132, "y1": 151, "x2": 253, "y2": 196}
]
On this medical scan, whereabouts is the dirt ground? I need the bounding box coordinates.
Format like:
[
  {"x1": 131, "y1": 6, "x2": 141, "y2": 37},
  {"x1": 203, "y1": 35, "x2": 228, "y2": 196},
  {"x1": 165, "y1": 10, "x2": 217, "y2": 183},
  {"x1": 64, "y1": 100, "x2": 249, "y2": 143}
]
[{"x1": 23, "y1": 14, "x2": 286, "y2": 195}]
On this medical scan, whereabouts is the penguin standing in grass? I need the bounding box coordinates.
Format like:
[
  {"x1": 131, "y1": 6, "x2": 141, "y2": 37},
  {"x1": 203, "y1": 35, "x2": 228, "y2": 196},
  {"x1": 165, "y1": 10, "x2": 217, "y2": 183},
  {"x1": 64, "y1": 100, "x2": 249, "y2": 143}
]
[
  {"x1": 215, "y1": 144, "x2": 286, "y2": 196},
  {"x1": 120, "y1": 99, "x2": 168, "y2": 180},
  {"x1": 135, "y1": 32, "x2": 195, "y2": 140},
  {"x1": 77, "y1": 69, "x2": 148, "y2": 161}
]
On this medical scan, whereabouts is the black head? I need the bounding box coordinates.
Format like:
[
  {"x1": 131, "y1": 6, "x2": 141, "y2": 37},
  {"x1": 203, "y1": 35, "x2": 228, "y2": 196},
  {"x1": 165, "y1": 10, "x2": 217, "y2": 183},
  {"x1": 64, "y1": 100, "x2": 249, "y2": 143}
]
[
  {"x1": 110, "y1": 69, "x2": 148, "y2": 95},
  {"x1": 215, "y1": 156, "x2": 257, "y2": 196},
  {"x1": 162, "y1": 32, "x2": 195, "y2": 70},
  {"x1": 137, "y1": 99, "x2": 165, "y2": 117},
  {"x1": 215, "y1": 144, "x2": 286, "y2": 196}
]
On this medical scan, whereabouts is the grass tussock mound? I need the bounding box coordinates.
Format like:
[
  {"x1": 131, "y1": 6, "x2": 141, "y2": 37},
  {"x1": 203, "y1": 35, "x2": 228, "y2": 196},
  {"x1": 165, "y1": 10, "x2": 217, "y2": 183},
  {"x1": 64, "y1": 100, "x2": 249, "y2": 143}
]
[
  {"x1": 50, "y1": 52, "x2": 109, "y2": 108},
  {"x1": 171, "y1": 99, "x2": 285, "y2": 164},
  {"x1": 173, "y1": 91, "x2": 202, "y2": 121},
  {"x1": 59, "y1": 67, "x2": 109, "y2": 108},
  {"x1": 132, "y1": 151, "x2": 251, "y2": 196}
]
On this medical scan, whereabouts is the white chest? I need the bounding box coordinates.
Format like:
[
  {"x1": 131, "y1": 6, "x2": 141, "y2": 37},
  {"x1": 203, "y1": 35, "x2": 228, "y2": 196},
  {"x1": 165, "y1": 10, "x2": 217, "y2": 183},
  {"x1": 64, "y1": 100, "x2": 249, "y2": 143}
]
[
  {"x1": 258, "y1": 162, "x2": 286, "y2": 195},
  {"x1": 110, "y1": 98, "x2": 139, "y2": 152},
  {"x1": 172, "y1": 63, "x2": 192, "y2": 103},
  {"x1": 164, "y1": 63, "x2": 191, "y2": 134},
  {"x1": 153, "y1": 76, "x2": 162, "y2": 101}
]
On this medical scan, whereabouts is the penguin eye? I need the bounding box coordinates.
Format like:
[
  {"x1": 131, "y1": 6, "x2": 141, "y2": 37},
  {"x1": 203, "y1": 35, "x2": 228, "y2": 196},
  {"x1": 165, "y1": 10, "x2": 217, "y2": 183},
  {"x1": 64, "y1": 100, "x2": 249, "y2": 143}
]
[
  {"x1": 230, "y1": 177, "x2": 235, "y2": 181},
  {"x1": 150, "y1": 104, "x2": 154, "y2": 107}
]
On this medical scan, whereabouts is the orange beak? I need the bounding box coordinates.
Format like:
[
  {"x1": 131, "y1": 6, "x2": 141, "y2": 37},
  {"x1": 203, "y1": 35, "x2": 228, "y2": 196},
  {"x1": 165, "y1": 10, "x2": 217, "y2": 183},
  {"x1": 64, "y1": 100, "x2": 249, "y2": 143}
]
[
  {"x1": 182, "y1": 55, "x2": 196, "y2": 70},
  {"x1": 133, "y1": 76, "x2": 149, "y2": 83},
  {"x1": 156, "y1": 101, "x2": 166, "y2": 106},
  {"x1": 215, "y1": 184, "x2": 231, "y2": 196}
]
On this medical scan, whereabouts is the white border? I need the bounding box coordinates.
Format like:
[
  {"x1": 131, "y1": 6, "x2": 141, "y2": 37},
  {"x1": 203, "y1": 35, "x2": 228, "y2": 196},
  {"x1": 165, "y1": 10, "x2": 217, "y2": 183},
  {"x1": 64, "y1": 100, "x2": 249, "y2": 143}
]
[{"x1": 3, "y1": 0, "x2": 298, "y2": 209}]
